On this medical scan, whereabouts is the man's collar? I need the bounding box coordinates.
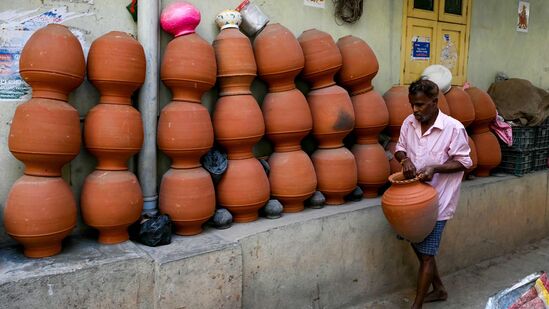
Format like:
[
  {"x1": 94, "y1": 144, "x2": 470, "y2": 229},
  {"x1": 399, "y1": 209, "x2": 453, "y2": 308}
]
[{"x1": 410, "y1": 110, "x2": 445, "y2": 134}]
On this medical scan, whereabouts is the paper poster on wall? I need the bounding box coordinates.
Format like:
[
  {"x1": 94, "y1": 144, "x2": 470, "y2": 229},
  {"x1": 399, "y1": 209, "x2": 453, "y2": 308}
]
[
  {"x1": 517, "y1": 1, "x2": 529, "y2": 32},
  {"x1": 440, "y1": 33, "x2": 458, "y2": 70},
  {"x1": 0, "y1": 7, "x2": 92, "y2": 101},
  {"x1": 411, "y1": 36, "x2": 431, "y2": 61},
  {"x1": 304, "y1": 0, "x2": 325, "y2": 9}
]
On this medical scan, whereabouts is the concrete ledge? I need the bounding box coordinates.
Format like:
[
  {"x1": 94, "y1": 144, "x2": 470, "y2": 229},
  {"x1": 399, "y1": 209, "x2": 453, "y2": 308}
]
[{"x1": 0, "y1": 171, "x2": 547, "y2": 308}]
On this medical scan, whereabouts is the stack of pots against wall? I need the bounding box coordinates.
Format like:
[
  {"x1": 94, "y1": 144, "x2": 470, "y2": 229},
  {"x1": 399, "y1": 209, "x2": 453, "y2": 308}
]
[
  {"x1": 444, "y1": 86, "x2": 478, "y2": 178},
  {"x1": 4, "y1": 24, "x2": 83, "y2": 257},
  {"x1": 337, "y1": 36, "x2": 389, "y2": 198},
  {"x1": 212, "y1": 10, "x2": 270, "y2": 222},
  {"x1": 157, "y1": 2, "x2": 216, "y2": 235},
  {"x1": 383, "y1": 86, "x2": 412, "y2": 174},
  {"x1": 465, "y1": 87, "x2": 501, "y2": 176},
  {"x1": 298, "y1": 29, "x2": 357, "y2": 205},
  {"x1": 254, "y1": 23, "x2": 317, "y2": 212},
  {"x1": 80, "y1": 32, "x2": 145, "y2": 244}
]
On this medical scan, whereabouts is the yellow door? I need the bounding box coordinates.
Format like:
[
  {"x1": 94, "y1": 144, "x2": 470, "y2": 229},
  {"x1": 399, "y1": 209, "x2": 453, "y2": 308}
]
[
  {"x1": 407, "y1": 0, "x2": 438, "y2": 21},
  {"x1": 403, "y1": 18, "x2": 438, "y2": 84},
  {"x1": 435, "y1": 22, "x2": 467, "y2": 85}
]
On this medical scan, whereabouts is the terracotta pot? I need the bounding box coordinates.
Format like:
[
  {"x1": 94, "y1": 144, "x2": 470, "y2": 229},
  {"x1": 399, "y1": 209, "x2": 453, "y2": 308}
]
[
  {"x1": 381, "y1": 172, "x2": 438, "y2": 243},
  {"x1": 387, "y1": 141, "x2": 402, "y2": 174},
  {"x1": 19, "y1": 24, "x2": 85, "y2": 101},
  {"x1": 352, "y1": 90, "x2": 389, "y2": 144},
  {"x1": 307, "y1": 85, "x2": 355, "y2": 148},
  {"x1": 159, "y1": 167, "x2": 215, "y2": 235},
  {"x1": 161, "y1": 33, "x2": 217, "y2": 103},
  {"x1": 9, "y1": 98, "x2": 81, "y2": 176},
  {"x1": 383, "y1": 86, "x2": 412, "y2": 142},
  {"x1": 444, "y1": 86, "x2": 475, "y2": 128},
  {"x1": 352, "y1": 143, "x2": 390, "y2": 198},
  {"x1": 311, "y1": 148, "x2": 357, "y2": 205},
  {"x1": 213, "y1": 27, "x2": 256, "y2": 96},
  {"x1": 298, "y1": 29, "x2": 342, "y2": 90},
  {"x1": 268, "y1": 150, "x2": 317, "y2": 212},
  {"x1": 465, "y1": 87, "x2": 497, "y2": 133},
  {"x1": 84, "y1": 104, "x2": 143, "y2": 170},
  {"x1": 437, "y1": 92, "x2": 451, "y2": 115},
  {"x1": 262, "y1": 88, "x2": 312, "y2": 152},
  {"x1": 81, "y1": 170, "x2": 143, "y2": 244},
  {"x1": 4, "y1": 176, "x2": 77, "y2": 258},
  {"x1": 471, "y1": 131, "x2": 501, "y2": 177},
  {"x1": 464, "y1": 136, "x2": 478, "y2": 179},
  {"x1": 213, "y1": 94, "x2": 265, "y2": 159},
  {"x1": 158, "y1": 101, "x2": 213, "y2": 168},
  {"x1": 217, "y1": 158, "x2": 270, "y2": 222},
  {"x1": 336, "y1": 35, "x2": 379, "y2": 95},
  {"x1": 87, "y1": 31, "x2": 146, "y2": 105},
  {"x1": 254, "y1": 23, "x2": 305, "y2": 92}
]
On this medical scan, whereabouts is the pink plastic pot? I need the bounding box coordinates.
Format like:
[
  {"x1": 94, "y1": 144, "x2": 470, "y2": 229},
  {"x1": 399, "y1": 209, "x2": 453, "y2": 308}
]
[{"x1": 160, "y1": 1, "x2": 201, "y2": 37}]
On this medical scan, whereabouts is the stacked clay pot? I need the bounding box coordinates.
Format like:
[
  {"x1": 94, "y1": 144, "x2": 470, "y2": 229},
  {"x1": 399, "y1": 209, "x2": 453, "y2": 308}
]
[
  {"x1": 4, "y1": 24, "x2": 82, "y2": 257},
  {"x1": 465, "y1": 87, "x2": 501, "y2": 176},
  {"x1": 254, "y1": 23, "x2": 316, "y2": 212},
  {"x1": 337, "y1": 35, "x2": 389, "y2": 198},
  {"x1": 81, "y1": 32, "x2": 145, "y2": 244},
  {"x1": 381, "y1": 172, "x2": 438, "y2": 242},
  {"x1": 444, "y1": 86, "x2": 478, "y2": 177},
  {"x1": 212, "y1": 10, "x2": 270, "y2": 221},
  {"x1": 383, "y1": 86, "x2": 412, "y2": 174},
  {"x1": 157, "y1": 2, "x2": 215, "y2": 235},
  {"x1": 298, "y1": 29, "x2": 357, "y2": 205}
]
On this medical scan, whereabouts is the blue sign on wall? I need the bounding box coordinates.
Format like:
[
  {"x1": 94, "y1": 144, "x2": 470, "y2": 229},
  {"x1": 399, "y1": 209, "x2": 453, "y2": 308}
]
[{"x1": 412, "y1": 41, "x2": 430, "y2": 60}]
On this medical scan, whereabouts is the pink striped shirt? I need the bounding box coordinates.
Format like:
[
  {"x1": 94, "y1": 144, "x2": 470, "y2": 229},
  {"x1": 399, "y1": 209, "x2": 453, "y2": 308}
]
[{"x1": 396, "y1": 111, "x2": 472, "y2": 220}]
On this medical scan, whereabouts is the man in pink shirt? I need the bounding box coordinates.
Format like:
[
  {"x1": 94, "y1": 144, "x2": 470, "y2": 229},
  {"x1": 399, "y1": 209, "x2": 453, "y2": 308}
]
[{"x1": 394, "y1": 78, "x2": 472, "y2": 309}]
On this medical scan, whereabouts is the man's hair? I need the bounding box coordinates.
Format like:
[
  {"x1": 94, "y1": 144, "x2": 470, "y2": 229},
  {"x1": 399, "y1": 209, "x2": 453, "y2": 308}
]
[{"x1": 409, "y1": 78, "x2": 439, "y2": 99}]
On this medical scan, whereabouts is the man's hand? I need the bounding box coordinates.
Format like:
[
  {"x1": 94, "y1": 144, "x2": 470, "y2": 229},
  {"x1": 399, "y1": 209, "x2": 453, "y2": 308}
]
[
  {"x1": 401, "y1": 158, "x2": 417, "y2": 179},
  {"x1": 418, "y1": 166, "x2": 436, "y2": 181}
]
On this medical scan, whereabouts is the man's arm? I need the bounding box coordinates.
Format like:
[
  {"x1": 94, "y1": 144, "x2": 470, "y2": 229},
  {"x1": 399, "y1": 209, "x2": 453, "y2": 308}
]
[
  {"x1": 418, "y1": 160, "x2": 467, "y2": 181},
  {"x1": 395, "y1": 150, "x2": 417, "y2": 179}
]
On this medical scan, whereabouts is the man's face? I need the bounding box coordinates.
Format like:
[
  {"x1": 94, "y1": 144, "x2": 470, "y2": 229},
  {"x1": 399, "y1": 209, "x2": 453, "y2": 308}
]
[{"x1": 409, "y1": 92, "x2": 438, "y2": 123}]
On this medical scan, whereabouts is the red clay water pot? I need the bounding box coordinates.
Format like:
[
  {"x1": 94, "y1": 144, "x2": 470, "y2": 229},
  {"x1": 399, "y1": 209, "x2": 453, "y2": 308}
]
[
  {"x1": 254, "y1": 23, "x2": 305, "y2": 92},
  {"x1": 307, "y1": 85, "x2": 355, "y2": 148},
  {"x1": 352, "y1": 90, "x2": 389, "y2": 144},
  {"x1": 157, "y1": 101, "x2": 214, "y2": 168},
  {"x1": 444, "y1": 86, "x2": 475, "y2": 128},
  {"x1": 81, "y1": 170, "x2": 143, "y2": 244},
  {"x1": 437, "y1": 92, "x2": 451, "y2": 115},
  {"x1": 19, "y1": 24, "x2": 85, "y2": 102},
  {"x1": 87, "y1": 31, "x2": 146, "y2": 105},
  {"x1": 262, "y1": 88, "x2": 312, "y2": 152},
  {"x1": 161, "y1": 33, "x2": 217, "y2": 103},
  {"x1": 213, "y1": 27, "x2": 256, "y2": 96},
  {"x1": 465, "y1": 87, "x2": 497, "y2": 133},
  {"x1": 84, "y1": 103, "x2": 143, "y2": 170},
  {"x1": 336, "y1": 35, "x2": 379, "y2": 95},
  {"x1": 471, "y1": 131, "x2": 501, "y2": 177},
  {"x1": 311, "y1": 147, "x2": 357, "y2": 205},
  {"x1": 4, "y1": 176, "x2": 77, "y2": 258},
  {"x1": 217, "y1": 157, "x2": 270, "y2": 222},
  {"x1": 213, "y1": 94, "x2": 265, "y2": 159},
  {"x1": 268, "y1": 150, "x2": 317, "y2": 213},
  {"x1": 352, "y1": 143, "x2": 390, "y2": 198},
  {"x1": 381, "y1": 172, "x2": 438, "y2": 243},
  {"x1": 298, "y1": 29, "x2": 342, "y2": 90},
  {"x1": 9, "y1": 98, "x2": 81, "y2": 176},
  {"x1": 383, "y1": 85, "x2": 412, "y2": 142},
  {"x1": 159, "y1": 167, "x2": 215, "y2": 235}
]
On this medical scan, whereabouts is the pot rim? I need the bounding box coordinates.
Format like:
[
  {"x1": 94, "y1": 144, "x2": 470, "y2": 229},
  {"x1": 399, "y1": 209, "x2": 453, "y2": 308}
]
[{"x1": 388, "y1": 171, "x2": 421, "y2": 184}]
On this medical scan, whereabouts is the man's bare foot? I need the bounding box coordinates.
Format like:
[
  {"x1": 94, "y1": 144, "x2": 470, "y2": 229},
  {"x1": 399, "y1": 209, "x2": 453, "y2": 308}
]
[{"x1": 424, "y1": 289, "x2": 448, "y2": 303}]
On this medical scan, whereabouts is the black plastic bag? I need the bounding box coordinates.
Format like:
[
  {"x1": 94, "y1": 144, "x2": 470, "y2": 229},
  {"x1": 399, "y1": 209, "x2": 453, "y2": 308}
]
[
  {"x1": 131, "y1": 214, "x2": 172, "y2": 247},
  {"x1": 202, "y1": 148, "x2": 228, "y2": 184}
]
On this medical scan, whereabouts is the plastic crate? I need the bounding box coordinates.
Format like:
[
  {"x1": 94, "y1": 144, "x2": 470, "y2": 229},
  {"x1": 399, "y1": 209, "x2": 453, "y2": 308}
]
[
  {"x1": 497, "y1": 149, "x2": 533, "y2": 176},
  {"x1": 534, "y1": 126, "x2": 549, "y2": 149},
  {"x1": 500, "y1": 127, "x2": 536, "y2": 152},
  {"x1": 533, "y1": 149, "x2": 549, "y2": 171}
]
